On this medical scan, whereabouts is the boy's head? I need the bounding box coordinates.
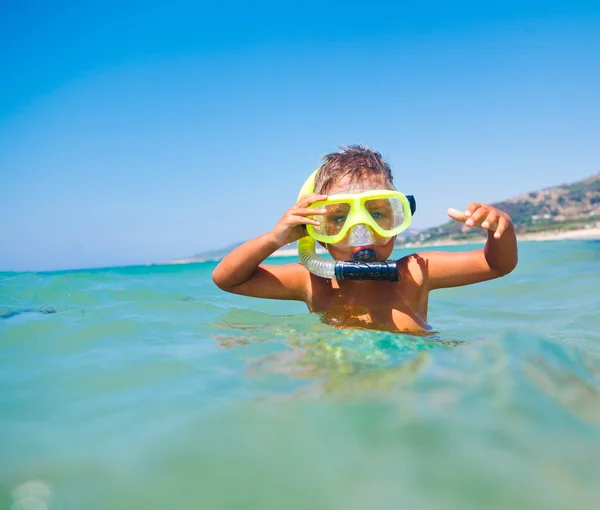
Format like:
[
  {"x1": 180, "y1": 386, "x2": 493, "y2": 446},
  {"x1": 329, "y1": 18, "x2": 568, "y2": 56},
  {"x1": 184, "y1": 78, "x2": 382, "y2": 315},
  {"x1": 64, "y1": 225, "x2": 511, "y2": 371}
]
[
  {"x1": 313, "y1": 145, "x2": 394, "y2": 195},
  {"x1": 311, "y1": 145, "x2": 399, "y2": 262}
]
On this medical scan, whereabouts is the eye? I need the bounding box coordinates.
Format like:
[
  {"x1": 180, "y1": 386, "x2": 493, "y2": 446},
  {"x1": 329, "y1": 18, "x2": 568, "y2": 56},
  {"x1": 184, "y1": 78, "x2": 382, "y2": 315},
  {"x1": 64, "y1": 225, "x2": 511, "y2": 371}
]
[
  {"x1": 331, "y1": 215, "x2": 347, "y2": 223},
  {"x1": 370, "y1": 212, "x2": 384, "y2": 219}
]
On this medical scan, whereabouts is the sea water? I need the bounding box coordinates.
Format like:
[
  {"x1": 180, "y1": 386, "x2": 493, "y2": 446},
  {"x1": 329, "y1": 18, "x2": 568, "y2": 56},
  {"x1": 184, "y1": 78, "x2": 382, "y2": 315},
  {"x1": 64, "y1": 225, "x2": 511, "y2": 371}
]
[{"x1": 1, "y1": 241, "x2": 599, "y2": 510}]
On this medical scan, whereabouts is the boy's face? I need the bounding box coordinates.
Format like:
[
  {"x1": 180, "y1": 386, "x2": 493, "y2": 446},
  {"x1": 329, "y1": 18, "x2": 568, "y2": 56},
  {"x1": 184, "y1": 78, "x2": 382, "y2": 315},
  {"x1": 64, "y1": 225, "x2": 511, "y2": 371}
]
[{"x1": 322, "y1": 174, "x2": 396, "y2": 262}]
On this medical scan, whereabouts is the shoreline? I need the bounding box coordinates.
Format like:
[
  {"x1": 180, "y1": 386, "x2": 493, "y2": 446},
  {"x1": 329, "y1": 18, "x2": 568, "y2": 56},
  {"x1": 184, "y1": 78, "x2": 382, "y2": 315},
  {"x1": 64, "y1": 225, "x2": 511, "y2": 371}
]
[
  {"x1": 170, "y1": 227, "x2": 600, "y2": 264},
  {"x1": 399, "y1": 226, "x2": 600, "y2": 249},
  {"x1": 518, "y1": 227, "x2": 600, "y2": 242}
]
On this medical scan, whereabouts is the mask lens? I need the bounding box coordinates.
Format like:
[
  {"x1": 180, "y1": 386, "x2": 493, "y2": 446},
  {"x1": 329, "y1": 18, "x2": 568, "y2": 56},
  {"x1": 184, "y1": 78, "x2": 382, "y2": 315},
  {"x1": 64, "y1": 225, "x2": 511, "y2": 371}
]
[
  {"x1": 365, "y1": 197, "x2": 406, "y2": 232},
  {"x1": 312, "y1": 203, "x2": 351, "y2": 237}
]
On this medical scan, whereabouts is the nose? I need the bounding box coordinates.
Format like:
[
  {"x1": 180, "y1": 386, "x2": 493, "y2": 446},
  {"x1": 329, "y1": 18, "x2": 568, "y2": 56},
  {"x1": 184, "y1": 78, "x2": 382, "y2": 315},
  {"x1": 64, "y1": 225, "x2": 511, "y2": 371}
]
[{"x1": 347, "y1": 224, "x2": 376, "y2": 247}]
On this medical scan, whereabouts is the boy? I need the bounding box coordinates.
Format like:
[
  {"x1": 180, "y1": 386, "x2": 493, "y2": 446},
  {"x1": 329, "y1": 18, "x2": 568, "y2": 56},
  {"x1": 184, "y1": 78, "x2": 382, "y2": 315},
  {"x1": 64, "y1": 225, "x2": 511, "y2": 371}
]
[{"x1": 212, "y1": 145, "x2": 518, "y2": 333}]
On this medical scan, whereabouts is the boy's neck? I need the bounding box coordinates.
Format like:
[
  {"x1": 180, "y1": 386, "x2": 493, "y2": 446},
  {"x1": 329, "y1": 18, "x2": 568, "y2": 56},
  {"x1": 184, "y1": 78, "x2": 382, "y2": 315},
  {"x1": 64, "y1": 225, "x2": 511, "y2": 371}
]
[{"x1": 334, "y1": 279, "x2": 394, "y2": 290}]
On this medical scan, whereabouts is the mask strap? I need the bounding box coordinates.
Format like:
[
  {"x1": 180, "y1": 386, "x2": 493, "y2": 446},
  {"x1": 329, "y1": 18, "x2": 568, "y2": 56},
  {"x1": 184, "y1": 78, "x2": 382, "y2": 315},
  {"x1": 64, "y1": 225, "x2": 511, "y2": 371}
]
[{"x1": 406, "y1": 195, "x2": 417, "y2": 216}]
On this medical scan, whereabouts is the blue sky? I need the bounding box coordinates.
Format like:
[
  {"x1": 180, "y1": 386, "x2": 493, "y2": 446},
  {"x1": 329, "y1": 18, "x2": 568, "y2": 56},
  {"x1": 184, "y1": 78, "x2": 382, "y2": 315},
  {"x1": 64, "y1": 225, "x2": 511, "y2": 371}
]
[{"x1": 1, "y1": 1, "x2": 599, "y2": 271}]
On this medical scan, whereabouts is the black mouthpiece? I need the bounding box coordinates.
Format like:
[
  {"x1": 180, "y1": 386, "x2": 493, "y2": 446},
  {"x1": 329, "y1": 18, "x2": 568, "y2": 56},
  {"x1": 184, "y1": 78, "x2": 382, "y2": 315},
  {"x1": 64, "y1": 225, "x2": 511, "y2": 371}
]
[{"x1": 353, "y1": 249, "x2": 378, "y2": 262}]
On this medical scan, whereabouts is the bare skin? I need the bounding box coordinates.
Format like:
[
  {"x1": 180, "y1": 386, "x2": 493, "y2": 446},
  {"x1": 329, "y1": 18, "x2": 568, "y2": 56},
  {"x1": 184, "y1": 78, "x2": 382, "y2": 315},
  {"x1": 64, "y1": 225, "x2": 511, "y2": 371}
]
[{"x1": 212, "y1": 175, "x2": 518, "y2": 333}]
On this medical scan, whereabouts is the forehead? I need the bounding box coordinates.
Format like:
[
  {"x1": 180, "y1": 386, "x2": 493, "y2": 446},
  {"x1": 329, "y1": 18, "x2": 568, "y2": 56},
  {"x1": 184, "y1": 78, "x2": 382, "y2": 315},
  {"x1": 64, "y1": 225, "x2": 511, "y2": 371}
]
[{"x1": 327, "y1": 173, "x2": 391, "y2": 195}]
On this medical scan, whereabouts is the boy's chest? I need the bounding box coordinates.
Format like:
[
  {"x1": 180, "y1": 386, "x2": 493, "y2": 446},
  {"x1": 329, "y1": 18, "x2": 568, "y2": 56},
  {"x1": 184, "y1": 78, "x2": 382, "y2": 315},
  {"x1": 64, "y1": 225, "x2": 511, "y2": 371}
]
[{"x1": 309, "y1": 281, "x2": 430, "y2": 333}]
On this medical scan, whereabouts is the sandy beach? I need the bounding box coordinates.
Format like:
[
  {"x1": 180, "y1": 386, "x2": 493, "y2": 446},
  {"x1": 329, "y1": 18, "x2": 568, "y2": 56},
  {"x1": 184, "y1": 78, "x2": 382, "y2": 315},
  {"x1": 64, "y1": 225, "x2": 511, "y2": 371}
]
[
  {"x1": 400, "y1": 226, "x2": 600, "y2": 249},
  {"x1": 518, "y1": 226, "x2": 600, "y2": 242}
]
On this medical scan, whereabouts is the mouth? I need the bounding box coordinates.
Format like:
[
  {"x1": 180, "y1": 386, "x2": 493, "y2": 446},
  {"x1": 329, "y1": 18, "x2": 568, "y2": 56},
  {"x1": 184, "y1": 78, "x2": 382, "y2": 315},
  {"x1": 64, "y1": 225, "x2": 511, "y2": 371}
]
[
  {"x1": 352, "y1": 248, "x2": 379, "y2": 262},
  {"x1": 352, "y1": 245, "x2": 375, "y2": 255}
]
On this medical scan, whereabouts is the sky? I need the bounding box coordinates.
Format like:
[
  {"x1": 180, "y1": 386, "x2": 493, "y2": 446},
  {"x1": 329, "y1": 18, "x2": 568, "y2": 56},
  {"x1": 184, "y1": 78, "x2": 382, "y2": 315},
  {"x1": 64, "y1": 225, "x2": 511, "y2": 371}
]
[{"x1": 1, "y1": 1, "x2": 599, "y2": 272}]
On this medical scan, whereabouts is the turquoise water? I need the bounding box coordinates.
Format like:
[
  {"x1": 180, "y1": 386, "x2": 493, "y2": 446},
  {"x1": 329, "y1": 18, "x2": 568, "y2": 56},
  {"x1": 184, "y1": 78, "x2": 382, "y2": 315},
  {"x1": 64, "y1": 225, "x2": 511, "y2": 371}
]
[{"x1": 1, "y1": 241, "x2": 599, "y2": 510}]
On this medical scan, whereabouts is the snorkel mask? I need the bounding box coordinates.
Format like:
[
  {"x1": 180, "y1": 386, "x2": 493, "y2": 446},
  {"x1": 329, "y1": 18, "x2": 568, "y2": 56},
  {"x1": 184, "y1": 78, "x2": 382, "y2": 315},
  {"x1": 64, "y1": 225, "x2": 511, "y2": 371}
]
[{"x1": 297, "y1": 170, "x2": 416, "y2": 281}]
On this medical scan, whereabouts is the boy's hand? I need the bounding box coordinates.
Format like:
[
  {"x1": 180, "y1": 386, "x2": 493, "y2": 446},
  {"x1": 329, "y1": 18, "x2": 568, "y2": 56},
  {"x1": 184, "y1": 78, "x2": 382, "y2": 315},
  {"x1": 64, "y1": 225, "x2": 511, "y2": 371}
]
[
  {"x1": 270, "y1": 194, "x2": 328, "y2": 248},
  {"x1": 447, "y1": 202, "x2": 513, "y2": 239}
]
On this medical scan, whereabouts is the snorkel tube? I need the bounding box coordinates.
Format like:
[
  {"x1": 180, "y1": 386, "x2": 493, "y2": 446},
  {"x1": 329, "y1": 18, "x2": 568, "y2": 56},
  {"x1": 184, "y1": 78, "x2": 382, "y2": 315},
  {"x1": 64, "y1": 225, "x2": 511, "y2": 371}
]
[{"x1": 297, "y1": 171, "x2": 403, "y2": 281}]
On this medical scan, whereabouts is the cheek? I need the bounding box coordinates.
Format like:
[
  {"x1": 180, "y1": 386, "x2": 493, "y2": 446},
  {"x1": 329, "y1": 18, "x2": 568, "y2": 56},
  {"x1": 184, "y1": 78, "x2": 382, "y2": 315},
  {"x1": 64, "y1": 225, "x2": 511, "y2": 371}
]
[
  {"x1": 327, "y1": 238, "x2": 396, "y2": 261},
  {"x1": 376, "y1": 238, "x2": 396, "y2": 257},
  {"x1": 327, "y1": 244, "x2": 353, "y2": 261}
]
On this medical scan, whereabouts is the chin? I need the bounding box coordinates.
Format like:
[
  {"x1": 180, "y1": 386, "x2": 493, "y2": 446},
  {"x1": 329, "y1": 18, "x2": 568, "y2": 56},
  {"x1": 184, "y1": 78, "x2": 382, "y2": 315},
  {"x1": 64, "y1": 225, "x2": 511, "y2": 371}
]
[{"x1": 329, "y1": 241, "x2": 395, "y2": 262}]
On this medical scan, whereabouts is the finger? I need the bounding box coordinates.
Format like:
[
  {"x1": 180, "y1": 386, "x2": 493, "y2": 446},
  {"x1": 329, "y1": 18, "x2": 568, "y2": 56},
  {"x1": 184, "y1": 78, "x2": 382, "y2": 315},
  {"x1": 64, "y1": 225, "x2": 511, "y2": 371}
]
[
  {"x1": 465, "y1": 202, "x2": 481, "y2": 217},
  {"x1": 481, "y1": 211, "x2": 498, "y2": 230},
  {"x1": 300, "y1": 218, "x2": 321, "y2": 226},
  {"x1": 287, "y1": 214, "x2": 321, "y2": 226},
  {"x1": 447, "y1": 207, "x2": 468, "y2": 223},
  {"x1": 465, "y1": 206, "x2": 488, "y2": 227},
  {"x1": 297, "y1": 193, "x2": 328, "y2": 207},
  {"x1": 293, "y1": 207, "x2": 326, "y2": 217},
  {"x1": 494, "y1": 216, "x2": 507, "y2": 239},
  {"x1": 290, "y1": 210, "x2": 323, "y2": 225}
]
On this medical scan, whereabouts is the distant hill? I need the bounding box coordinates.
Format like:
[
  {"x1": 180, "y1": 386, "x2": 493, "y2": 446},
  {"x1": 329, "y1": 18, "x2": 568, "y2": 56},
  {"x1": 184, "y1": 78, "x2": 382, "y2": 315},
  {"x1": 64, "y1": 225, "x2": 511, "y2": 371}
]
[
  {"x1": 399, "y1": 172, "x2": 600, "y2": 245},
  {"x1": 191, "y1": 242, "x2": 244, "y2": 261},
  {"x1": 169, "y1": 241, "x2": 244, "y2": 264}
]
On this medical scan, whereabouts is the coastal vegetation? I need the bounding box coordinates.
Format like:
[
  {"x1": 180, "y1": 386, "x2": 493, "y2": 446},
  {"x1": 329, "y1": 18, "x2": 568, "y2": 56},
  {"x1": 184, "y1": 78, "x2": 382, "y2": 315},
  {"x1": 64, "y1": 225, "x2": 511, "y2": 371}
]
[{"x1": 397, "y1": 172, "x2": 600, "y2": 246}]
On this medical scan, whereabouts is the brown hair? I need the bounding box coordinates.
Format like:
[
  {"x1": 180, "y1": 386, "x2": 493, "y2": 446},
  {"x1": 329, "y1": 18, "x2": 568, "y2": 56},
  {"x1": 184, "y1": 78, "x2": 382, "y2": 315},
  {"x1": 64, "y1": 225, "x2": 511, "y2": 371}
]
[{"x1": 313, "y1": 145, "x2": 394, "y2": 194}]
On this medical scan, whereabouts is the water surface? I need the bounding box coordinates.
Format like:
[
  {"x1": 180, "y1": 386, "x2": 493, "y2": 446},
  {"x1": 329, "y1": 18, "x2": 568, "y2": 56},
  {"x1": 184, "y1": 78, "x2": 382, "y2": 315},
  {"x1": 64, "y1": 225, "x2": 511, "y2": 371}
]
[{"x1": 1, "y1": 241, "x2": 599, "y2": 509}]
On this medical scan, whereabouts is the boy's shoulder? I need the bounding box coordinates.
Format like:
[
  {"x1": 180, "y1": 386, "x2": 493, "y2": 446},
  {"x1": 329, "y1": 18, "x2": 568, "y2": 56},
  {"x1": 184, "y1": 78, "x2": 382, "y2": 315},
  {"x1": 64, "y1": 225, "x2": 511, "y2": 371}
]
[{"x1": 397, "y1": 252, "x2": 427, "y2": 287}]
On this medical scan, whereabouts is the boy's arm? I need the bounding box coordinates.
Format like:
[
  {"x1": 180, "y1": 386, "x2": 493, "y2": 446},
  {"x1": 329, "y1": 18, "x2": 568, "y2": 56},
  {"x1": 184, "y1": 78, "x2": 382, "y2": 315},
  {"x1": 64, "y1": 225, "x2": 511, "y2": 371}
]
[
  {"x1": 212, "y1": 233, "x2": 308, "y2": 300},
  {"x1": 418, "y1": 202, "x2": 518, "y2": 290},
  {"x1": 212, "y1": 193, "x2": 327, "y2": 300}
]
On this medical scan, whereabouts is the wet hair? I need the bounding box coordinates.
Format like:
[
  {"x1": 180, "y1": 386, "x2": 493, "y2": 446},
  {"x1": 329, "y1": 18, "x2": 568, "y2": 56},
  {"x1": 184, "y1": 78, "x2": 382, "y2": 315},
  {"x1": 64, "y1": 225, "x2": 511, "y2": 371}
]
[{"x1": 313, "y1": 145, "x2": 394, "y2": 194}]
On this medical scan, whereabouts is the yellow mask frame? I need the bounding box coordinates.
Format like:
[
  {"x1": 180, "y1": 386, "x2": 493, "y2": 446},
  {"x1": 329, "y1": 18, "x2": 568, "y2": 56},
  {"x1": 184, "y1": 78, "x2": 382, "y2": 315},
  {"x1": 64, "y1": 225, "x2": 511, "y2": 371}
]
[{"x1": 298, "y1": 170, "x2": 414, "y2": 245}]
